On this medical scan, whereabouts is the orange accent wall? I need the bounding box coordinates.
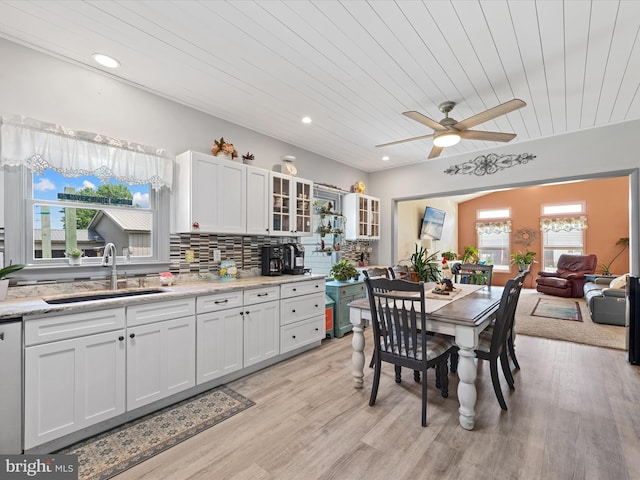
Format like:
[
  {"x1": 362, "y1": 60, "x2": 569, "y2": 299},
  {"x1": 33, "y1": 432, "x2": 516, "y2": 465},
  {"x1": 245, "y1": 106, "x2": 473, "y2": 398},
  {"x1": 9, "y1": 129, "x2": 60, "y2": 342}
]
[{"x1": 457, "y1": 177, "x2": 629, "y2": 287}]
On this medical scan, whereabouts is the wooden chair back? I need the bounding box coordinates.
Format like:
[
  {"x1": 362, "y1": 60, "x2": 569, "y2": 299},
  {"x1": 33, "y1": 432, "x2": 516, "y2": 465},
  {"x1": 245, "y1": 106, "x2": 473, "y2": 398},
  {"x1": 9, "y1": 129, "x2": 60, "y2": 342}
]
[
  {"x1": 389, "y1": 264, "x2": 410, "y2": 280},
  {"x1": 456, "y1": 263, "x2": 494, "y2": 286},
  {"x1": 362, "y1": 267, "x2": 391, "y2": 280}
]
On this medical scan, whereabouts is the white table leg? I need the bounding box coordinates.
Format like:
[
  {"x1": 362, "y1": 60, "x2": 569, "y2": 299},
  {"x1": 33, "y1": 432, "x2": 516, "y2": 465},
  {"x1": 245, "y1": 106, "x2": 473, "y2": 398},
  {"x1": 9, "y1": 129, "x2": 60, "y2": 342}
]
[
  {"x1": 350, "y1": 309, "x2": 366, "y2": 388},
  {"x1": 455, "y1": 326, "x2": 479, "y2": 430}
]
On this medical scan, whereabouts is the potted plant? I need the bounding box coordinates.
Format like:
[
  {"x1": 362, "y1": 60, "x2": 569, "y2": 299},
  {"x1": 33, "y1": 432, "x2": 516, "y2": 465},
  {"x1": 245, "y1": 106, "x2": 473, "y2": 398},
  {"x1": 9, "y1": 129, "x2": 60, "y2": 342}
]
[
  {"x1": 211, "y1": 137, "x2": 238, "y2": 160},
  {"x1": 599, "y1": 237, "x2": 629, "y2": 275},
  {"x1": 241, "y1": 152, "x2": 254, "y2": 165},
  {"x1": 441, "y1": 251, "x2": 457, "y2": 261},
  {"x1": 410, "y1": 245, "x2": 440, "y2": 282},
  {"x1": 0, "y1": 262, "x2": 25, "y2": 301},
  {"x1": 67, "y1": 248, "x2": 83, "y2": 266},
  {"x1": 460, "y1": 245, "x2": 479, "y2": 264},
  {"x1": 330, "y1": 259, "x2": 359, "y2": 282},
  {"x1": 510, "y1": 249, "x2": 537, "y2": 272}
]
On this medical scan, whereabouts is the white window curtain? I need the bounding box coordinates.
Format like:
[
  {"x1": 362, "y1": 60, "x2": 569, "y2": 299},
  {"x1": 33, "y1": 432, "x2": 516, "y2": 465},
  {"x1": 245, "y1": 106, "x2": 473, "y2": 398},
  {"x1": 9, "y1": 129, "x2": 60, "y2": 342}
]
[
  {"x1": 0, "y1": 114, "x2": 173, "y2": 190},
  {"x1": 540, "y1": 216, "x2": 588, "y2": 232},
  {"x1": 475, "y1": 220, "x2": 512, "y2": 235}
]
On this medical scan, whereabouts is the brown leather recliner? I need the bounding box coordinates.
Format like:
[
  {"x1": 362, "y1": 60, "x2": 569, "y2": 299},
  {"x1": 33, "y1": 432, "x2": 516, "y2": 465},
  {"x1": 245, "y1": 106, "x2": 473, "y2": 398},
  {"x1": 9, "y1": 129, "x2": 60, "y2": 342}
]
[{"x1": 535, "y1": 254, "x2": 598, "y2": 297}]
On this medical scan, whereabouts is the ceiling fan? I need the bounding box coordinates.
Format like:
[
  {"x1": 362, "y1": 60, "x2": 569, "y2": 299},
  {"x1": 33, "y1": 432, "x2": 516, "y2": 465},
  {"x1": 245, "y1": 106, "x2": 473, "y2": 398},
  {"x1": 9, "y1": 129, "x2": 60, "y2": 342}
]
[{"x1": 376, "y1": 99, "x2": 526, "y2": 159}]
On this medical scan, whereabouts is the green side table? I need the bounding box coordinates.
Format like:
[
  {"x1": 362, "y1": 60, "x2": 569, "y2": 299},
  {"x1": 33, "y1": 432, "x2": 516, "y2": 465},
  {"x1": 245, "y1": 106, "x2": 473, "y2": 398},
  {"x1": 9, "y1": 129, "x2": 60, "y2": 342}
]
[{"x1": 325, "y1": 280, "x2": 366, "y2": 338}]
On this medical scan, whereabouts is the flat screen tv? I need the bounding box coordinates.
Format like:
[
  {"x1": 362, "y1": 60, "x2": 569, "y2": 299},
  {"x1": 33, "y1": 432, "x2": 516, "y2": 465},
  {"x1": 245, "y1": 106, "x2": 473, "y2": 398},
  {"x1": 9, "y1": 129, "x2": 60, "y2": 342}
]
[{"x1": 420, "y1": 206, "x2": 446, "y2": 240}]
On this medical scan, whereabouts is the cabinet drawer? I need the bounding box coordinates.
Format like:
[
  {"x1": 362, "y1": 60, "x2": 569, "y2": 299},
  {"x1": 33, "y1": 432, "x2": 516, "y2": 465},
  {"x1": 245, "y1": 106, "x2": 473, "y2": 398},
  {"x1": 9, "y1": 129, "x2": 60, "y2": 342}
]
[
  {"x1": 280, "y1": 280, "x2": 324, "y2": 298},
  {"x1": 197, "y1": 291, "x2": 244, "y2": 313},
  {"x1": 244, "y1": 286, "x2": 280, "y2": 306},
  {"x1": 280, "y1": 292, "x2": 324, "y2": 326},
  {"x1": 330, "y1": 283, "x2": 366, "y2": 297},
  {"x1": 127, "y1": 298, "x2": 196, "y2": 327},
  {"x1": 25, "y1": 308, "x2": 125, "y2": 346},
  {"x1": 280, "y1": 316, "x2": 324, "y2": 354}
]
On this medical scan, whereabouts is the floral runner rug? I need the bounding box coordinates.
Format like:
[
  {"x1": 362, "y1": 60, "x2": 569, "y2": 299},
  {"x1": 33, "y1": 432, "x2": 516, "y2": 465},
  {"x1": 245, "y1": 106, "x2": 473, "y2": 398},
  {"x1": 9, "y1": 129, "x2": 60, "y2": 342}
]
[{"x1": 58, "y1": 385, "x2": 254, "y2": 480}]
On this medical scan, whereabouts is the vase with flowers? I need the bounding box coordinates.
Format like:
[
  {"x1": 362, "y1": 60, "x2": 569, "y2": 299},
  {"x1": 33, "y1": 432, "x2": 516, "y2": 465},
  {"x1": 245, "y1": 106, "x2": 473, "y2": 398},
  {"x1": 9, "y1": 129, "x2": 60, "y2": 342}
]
[
  {"x1": 211, "y1": 137, "x2": 238, "y2": 161},
  {"x1": 242, "y1": 152, "x2": 255, "y2": 165}
]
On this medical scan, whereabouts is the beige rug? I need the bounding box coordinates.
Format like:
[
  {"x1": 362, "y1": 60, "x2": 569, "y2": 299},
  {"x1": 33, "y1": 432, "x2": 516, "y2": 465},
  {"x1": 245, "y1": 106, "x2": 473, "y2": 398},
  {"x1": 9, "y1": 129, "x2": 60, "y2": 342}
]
[{"x1": 515, "y1": 288, "x2": 626, "y2": 350}]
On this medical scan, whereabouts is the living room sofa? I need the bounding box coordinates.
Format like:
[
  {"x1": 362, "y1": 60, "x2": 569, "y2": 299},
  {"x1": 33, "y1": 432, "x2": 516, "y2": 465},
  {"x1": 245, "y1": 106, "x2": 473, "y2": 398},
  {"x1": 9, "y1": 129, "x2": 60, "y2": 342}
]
[{"x1": 583, "y1": 276, "x2": 627, "y2": 326}]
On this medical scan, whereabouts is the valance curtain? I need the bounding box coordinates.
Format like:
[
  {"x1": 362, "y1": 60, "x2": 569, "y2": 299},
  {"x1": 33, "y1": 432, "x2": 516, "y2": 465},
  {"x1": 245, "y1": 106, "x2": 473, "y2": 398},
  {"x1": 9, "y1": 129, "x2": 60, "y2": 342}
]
[
  {"x1": 475, "y1": 220, "x2": 512, "y2": 235},
  {"x1": 0, "y1": 114, "x2": 173, "y2": 190},
  {"x1": 539, "y1": 216, "x2": 588, "y2": 232}
]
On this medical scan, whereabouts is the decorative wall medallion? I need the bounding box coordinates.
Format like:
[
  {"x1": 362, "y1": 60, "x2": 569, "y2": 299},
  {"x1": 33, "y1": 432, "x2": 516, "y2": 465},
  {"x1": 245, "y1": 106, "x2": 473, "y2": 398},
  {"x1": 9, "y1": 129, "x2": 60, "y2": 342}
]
[
  {"x1": 444, "y1": 153, "x2": 536, "y2": 176},
  {"x1": 513, "y1": 227, "x2": 538, "y2": 247}
]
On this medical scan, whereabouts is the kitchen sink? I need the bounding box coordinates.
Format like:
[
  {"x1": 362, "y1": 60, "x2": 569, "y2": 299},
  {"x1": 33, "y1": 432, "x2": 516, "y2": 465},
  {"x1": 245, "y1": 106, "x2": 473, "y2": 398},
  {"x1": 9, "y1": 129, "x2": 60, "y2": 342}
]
[{"x1": 44, "y1": 288, "x2": 167, "y2": 304}]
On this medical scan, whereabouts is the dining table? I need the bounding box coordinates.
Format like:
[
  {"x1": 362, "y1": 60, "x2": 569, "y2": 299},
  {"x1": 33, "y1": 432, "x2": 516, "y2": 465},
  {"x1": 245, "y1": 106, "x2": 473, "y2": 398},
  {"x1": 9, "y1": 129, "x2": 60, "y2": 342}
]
[{"x1": 348, "y1": 282, "x2": 505, "y2": 430}]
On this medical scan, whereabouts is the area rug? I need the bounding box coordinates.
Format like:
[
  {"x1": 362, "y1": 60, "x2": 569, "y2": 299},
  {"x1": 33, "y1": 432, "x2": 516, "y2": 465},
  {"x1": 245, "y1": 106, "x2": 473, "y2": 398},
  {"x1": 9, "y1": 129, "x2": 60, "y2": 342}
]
[
  {"x1": 58, "y1": 385, "x2": 254, "y2": 480},
  {"x1": 531, "y1": 297, "x2": 583, "y2": 321},
  {"x1": 515, "y1": 289, "x2": 626, "y2": 350}
]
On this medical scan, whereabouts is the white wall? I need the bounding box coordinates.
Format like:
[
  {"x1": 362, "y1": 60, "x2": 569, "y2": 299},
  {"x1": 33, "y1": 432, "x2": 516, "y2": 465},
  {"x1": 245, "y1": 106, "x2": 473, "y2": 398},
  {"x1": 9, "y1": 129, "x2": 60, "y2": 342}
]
[
  {"x1": 0, "y1": 38, "x2": 368, "y2": 228},
  {"x1": 396, "y1": 198, "x2": 459, "y2": 263},
  {"x1": 368, "y1": 120, "x2": 640, "y2": 272}
]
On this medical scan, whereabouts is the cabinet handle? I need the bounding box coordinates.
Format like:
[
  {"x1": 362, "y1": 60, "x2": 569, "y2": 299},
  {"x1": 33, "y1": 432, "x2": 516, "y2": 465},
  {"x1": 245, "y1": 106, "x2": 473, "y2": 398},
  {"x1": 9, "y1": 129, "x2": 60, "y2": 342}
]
[
  {"x1": 292, "y1": 288, "x2": 297, "y2": 292},
  {"x1": 315, "y1": 304, "x2": 319, "y2": 308},
  {"x1": 118, "y1": 336, "x2": 124, "y2": 341},
  {"x1": 315, "y1": 328, "x2": 319, "y2": 331},
  {"x1": 214, "y1": 299, "x2": 228, "y2": 304},
  {"x1": 257, "y1": 293, "x2": 269, "y2": 297},
  {"x1": 245, "y1": 311, "x2": 250, "y2": 315},
  {"x1": 0, "y1": 332, "x2": 4, "y2": 341},
  {"x1": 129, "y1": 333, "x2": 135, "y2": 339},
  {"x1": 292, "y1": 309, "x2": 296, "y2": 313},
  {"x1": 240, "y1": 311, "x2": 244, "y2": 316},
  {"x1": 292, "y1": 335, "x2": 296, "y2": 339}
]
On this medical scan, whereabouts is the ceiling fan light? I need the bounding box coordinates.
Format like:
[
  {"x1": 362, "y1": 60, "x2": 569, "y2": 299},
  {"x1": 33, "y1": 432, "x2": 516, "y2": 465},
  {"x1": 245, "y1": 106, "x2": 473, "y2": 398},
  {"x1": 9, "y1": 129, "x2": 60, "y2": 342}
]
[{"x1": 433, "y1": 132, "x2": 461, "y2": 147}]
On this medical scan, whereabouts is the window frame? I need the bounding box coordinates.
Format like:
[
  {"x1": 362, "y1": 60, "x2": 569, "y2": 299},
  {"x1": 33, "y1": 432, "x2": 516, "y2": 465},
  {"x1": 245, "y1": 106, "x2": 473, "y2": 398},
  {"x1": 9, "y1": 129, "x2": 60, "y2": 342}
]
[
  {"x1": 475, "y1": 208, "x2": 511, "y2": 272},
  {"x1": 3, "y1": 165, "x2": 170, "y2": 282}
]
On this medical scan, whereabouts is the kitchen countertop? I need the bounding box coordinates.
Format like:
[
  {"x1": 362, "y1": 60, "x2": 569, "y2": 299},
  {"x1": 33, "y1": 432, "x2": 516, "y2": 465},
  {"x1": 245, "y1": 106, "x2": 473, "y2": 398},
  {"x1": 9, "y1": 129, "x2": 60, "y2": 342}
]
[{"x1": 0, "y1": 274, "x2": 326, "y2": 320}]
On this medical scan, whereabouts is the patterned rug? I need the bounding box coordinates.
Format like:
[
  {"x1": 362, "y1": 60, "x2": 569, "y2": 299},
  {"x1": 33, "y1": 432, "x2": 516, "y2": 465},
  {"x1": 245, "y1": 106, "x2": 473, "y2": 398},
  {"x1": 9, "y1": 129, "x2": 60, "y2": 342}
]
[
  {"x1": 531, "y1": 297, "x2": 583, "y2": 322},
  {"x1": 58, "y1": 385, "x2": 254, "y2": 480}
]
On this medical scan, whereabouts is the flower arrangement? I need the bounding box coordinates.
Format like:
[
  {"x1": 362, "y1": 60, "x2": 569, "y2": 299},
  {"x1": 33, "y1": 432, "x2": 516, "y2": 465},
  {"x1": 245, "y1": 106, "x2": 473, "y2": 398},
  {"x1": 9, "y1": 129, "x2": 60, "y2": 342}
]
[
  {"x1": 159, "y1": 271, "x2": 174, "y2": 286},
  {"x1": 211, "y1": 137, "x2": 238, "y2": 159}
]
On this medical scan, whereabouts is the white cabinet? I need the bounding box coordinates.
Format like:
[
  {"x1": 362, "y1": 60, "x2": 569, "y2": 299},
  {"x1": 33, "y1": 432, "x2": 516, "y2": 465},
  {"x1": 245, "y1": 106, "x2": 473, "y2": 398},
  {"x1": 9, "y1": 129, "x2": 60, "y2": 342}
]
[
  {"x1": 243, "y1": 287, "x2": 280, "y2": 367},
  {"x1": 279, "y1": 279, "x2": 325, "y2": 353},
  {"x1": 174, "y1": 150, "x2": 246, "y2": 233},
  {"x1": 196, "y1": 291, "x2": 244, "y2": 384},
  {"x1": 126, "y1": 299, "x2": 196, "y2": 410},
  {"x1": 270, "y1": 172, "x2": 313, "y2": 236},
  {"x1": 246, "y1": 165, "x2": 270, "y2": 235},
  {"x1": 24, "y1": 309, "x2": 126, "y2": 449},
  {"x1": 343, "y1": 193, "x2": 380, "y2": 240}
]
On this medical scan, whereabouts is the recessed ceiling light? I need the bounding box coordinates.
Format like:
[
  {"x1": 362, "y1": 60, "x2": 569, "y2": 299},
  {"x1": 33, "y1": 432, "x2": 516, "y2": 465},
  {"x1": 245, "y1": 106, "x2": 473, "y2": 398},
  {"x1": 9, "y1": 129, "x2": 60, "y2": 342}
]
[
  {"x1": 92, "y1": 53, "x2": 120, "y2": 69},
  {"x1": 382, "y1": 156, "x2": 390, "y2": 161},
  {"x1": 301, "y1": 116, "x2": 312, "y2": 124}
]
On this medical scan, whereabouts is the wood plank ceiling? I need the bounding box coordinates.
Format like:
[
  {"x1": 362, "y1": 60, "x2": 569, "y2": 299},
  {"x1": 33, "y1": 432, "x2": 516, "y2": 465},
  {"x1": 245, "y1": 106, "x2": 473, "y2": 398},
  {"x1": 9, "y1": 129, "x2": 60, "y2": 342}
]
[{"x1": 0, "y1": 0, "x2": 639, "y2": 172}]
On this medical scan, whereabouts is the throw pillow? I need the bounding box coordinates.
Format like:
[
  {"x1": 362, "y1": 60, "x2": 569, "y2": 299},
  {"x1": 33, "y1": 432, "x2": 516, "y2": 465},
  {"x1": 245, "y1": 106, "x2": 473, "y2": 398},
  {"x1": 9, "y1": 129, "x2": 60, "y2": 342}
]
[{"x1": 609, "y1": 274, "x2": 628, "y2": 290}]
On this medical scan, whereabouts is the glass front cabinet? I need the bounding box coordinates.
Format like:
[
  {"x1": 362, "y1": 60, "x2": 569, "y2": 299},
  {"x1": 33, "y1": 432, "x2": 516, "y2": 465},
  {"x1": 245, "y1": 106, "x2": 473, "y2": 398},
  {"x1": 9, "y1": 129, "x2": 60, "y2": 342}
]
[
  {"x1": 343, "y1": 193, "x2": 380, "y2": 240},
  {"x1": 269, "y1": 172, "x2": 313, "y2": 236}
]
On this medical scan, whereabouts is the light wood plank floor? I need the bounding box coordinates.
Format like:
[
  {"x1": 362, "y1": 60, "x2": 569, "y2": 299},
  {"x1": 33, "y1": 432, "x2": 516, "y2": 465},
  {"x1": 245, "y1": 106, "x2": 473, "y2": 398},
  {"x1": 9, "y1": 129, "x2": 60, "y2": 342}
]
[{"x1": 116, "y1": 331, "x2": 640, "y2": 480}]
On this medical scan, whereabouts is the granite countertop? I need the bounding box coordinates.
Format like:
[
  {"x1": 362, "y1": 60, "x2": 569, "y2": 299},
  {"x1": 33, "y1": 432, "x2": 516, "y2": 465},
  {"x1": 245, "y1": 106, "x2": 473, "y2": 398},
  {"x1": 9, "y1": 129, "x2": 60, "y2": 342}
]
[{"x1": 0, "y1": 274, "x2": 326, "y2": 321}]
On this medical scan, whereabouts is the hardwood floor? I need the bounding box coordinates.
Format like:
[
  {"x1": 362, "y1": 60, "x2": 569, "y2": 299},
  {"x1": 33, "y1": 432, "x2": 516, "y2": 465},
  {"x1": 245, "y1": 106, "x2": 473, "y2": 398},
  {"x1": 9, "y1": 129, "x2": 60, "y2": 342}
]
[{"x1": 116, "y1": 331, "x2": 640, "y2": 480}]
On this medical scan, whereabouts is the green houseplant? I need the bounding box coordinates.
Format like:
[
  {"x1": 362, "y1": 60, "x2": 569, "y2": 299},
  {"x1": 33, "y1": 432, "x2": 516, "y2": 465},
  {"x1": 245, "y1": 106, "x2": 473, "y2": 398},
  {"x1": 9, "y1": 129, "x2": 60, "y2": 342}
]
[
  {"x1": 599, "y1": 237, "x2": 629, "y2": 275},
  {"x1": 460, "y1": 245, "x2": 479, "y2": 264},
  {"x1": 330, "y1": 259, "x2": 359, "y2": 282},
  {"x1": 66, "y1": 248, "x2": 83, "y2": 266},
  {"x1": 510, "y1": 249, "x2": 537, "y2": 272},
  {"x1": 0, "y1": 261, "x2": 25, "y2": 301},
  {"x1": 441, "y1": 251, "x2": 457, "y2": 261},
  {"x1": 410, "y1": 245, "x2": 440, "y2": 282}
]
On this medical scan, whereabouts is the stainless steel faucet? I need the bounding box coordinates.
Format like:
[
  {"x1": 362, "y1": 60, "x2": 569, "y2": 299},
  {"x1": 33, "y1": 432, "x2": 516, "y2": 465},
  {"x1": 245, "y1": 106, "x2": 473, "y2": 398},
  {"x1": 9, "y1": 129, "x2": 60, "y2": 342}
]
[{"x1": 102, "y1": 243, "x2": 118, "y2": 290}]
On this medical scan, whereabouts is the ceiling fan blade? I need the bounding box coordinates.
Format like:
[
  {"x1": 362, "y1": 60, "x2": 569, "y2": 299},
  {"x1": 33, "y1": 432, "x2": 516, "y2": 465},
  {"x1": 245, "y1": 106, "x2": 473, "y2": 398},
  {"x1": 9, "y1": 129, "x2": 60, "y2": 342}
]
[
  {"x1": 375, "y1": 133, "x2": 435, "y2": 148},
  {"x1": 459, "y1": 130, "x2": 517, "y2": 142},
  {"x1": 403, "y1": 111, "x2": 448, "y2": 131},
  {"x1": 428, "y1": 145, "x2": 444, "y2": 159},
  {"x1": 453, "y1": 99, "x2": 526, "y2": 130}
]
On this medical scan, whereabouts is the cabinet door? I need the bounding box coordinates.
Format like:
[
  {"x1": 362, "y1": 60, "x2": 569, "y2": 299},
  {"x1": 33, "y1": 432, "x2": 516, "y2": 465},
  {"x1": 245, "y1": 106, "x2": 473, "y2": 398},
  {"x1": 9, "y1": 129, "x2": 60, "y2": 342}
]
[
  {"x1": 369, "y1": 197, "x2": 380, "y2": 239},
  {"x1": 178, "y1": 151, "x2": 246, "y2": 233},
  {"x1": 294, "y1": 178, "x2": 313, "y2": 236},
  {"x1": 127, "y1": 316, "x2": 196, "y2": 410},
  {"x1": 246, "y1": 165, "x2": 270, "y2": 235},
  {"x1": 244, "y1": 300, "x2": 280, "y2": 367},
  {"x1": 24, "y1": 330, "x2": 126, "y2": 449},
  {"x1": 270, "y1": 172, "x2": 293, "y2": 235},
  {"x1": 196, "y1": 307, "x2": 244, "y2": 384}
]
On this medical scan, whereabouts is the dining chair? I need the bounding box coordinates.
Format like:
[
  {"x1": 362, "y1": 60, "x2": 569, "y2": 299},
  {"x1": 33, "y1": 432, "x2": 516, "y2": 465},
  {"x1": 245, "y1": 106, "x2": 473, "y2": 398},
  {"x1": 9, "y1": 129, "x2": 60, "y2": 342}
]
[
  {"x1": 449, "y1": 263, "x2": 494, "y2": 373},
  {"x1": 364, "y1": 277, "x2": 457, "y2": 427},
  {"x1": 362, "y1": 267, "x2": 391, "y2": 280},
  {"x1": 455, "y1": 263, "x2": 494, "y2": 286},
  {"x1": 474, "y1": 274, "x2": 526, "y2": 410},
  {"x1": 388, "y1": 264, "x2": 410, "y2": 281}
]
